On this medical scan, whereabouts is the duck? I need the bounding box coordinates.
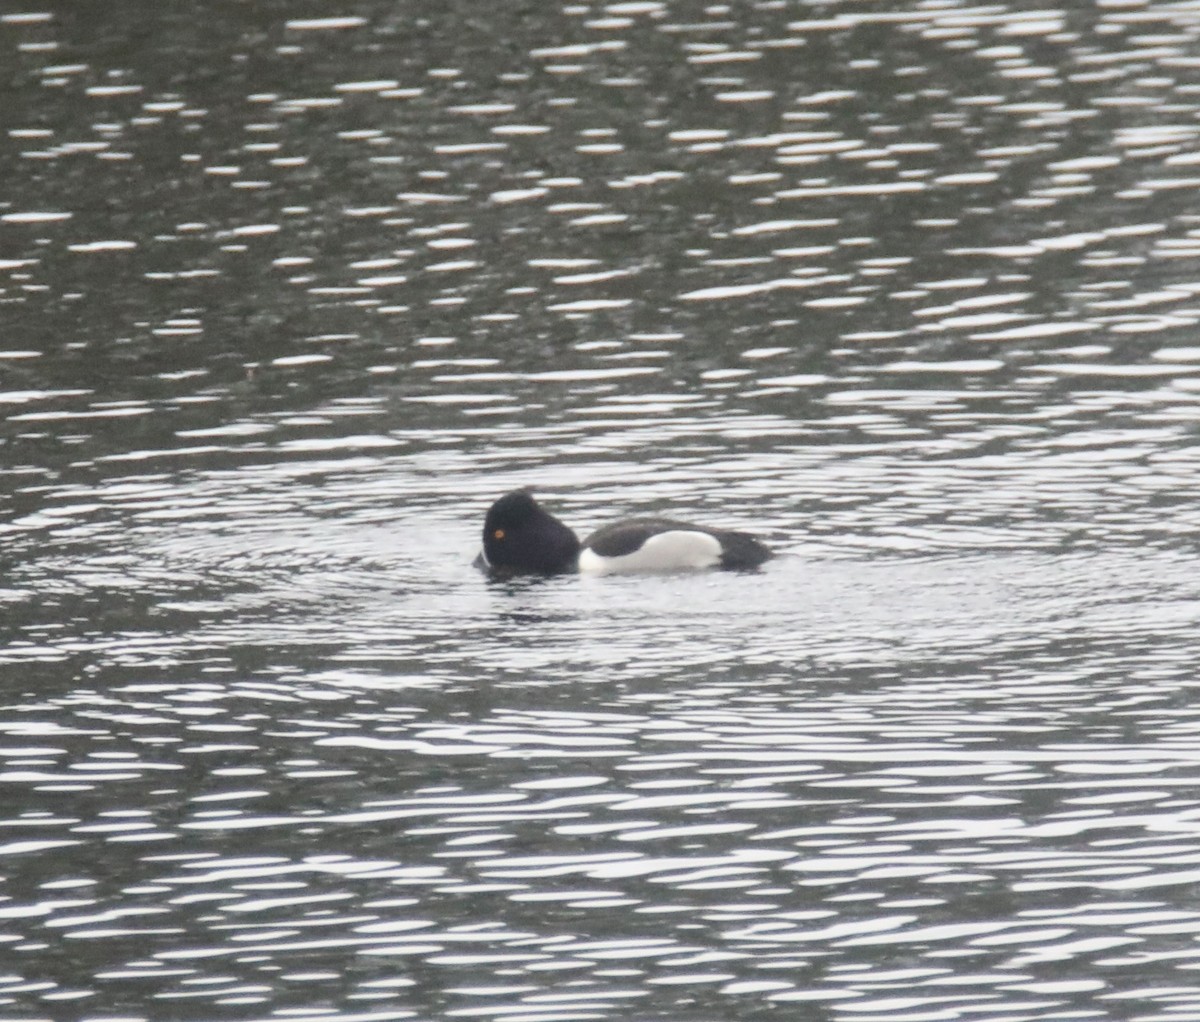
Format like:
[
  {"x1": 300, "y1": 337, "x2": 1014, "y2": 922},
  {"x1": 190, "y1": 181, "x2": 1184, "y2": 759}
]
[{"x1": 476, "y1": 489, "x2": 773, "y2": 576}]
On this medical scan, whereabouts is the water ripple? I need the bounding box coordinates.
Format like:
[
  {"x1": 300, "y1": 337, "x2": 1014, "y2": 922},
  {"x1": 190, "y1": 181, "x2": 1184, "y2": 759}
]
[{"x1": 6, "y1": 1, "x2": 1200, "y2": 1019}]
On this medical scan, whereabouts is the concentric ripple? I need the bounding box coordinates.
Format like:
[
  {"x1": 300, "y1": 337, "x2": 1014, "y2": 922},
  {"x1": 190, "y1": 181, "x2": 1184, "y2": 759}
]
[{"x1": 5, "y1": 2, "x2": 1200, "y2": 1020}]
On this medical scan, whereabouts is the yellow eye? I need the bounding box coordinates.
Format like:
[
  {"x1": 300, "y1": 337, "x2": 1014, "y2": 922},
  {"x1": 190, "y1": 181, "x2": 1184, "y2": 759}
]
[{"x1": 493, "y1": 528, "x2": 505, "y2": 540}]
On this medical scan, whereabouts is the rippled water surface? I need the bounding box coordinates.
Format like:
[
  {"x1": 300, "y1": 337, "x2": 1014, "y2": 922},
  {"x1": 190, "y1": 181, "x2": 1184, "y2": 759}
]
[{"x1": 6, "y1": 3, "x2": 1200, "y2": 1020}]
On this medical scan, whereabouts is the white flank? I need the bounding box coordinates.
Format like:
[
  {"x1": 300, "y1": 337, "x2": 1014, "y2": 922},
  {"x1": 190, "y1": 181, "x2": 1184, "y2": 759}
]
[{"x1": 579, "y1": 530, "x2": 722, "y2": 575}]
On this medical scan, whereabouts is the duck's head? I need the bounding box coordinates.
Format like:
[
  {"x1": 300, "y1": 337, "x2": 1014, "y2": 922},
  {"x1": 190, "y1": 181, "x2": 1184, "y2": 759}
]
[{"x1": 481, "y1": 490, "x2": 581, "y2": 575}]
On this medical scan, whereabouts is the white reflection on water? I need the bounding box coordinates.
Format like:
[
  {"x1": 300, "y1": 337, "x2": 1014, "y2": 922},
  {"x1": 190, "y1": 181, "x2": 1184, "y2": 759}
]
[
  {"x1": 5, "y1": 649, "x2": 1200, "y2": 1018},
  {"x1": 6, "y1": 0, "x2": 1200, "y2": 1019}
]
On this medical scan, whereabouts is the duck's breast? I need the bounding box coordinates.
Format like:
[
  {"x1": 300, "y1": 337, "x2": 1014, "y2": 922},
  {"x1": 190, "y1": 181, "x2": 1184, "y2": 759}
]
[{"x1": 580, "y1": 520, "x2": 723, "y2": 575}]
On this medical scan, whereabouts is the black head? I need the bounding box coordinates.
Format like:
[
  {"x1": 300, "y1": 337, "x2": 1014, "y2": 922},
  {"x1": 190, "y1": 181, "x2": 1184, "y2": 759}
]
[{"x1": 481, "y1": 490, "x2": 581, "y2": 574}]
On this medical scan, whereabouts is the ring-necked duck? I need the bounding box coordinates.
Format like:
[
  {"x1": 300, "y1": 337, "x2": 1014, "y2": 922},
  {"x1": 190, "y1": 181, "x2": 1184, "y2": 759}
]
[{"x1": 477, "y1": 489, "x2": 773, "y2": 575}]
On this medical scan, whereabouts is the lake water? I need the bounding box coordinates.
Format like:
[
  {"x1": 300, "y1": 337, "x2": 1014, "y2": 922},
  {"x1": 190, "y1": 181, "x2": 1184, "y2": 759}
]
[{"x1": 5, "y1": 3, "x2": 1200, "y2": 1020}]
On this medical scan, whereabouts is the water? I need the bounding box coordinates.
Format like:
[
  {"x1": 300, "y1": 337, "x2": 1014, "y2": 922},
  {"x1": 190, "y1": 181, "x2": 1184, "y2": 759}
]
[{"x1": 5, "y1": 2, "x2": 1200, "y2": 1019}]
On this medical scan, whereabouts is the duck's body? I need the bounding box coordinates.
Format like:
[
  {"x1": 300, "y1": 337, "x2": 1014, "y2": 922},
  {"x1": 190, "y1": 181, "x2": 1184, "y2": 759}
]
[{"x1": 477, "y1": 490, "x2": 772, "y2": 576}]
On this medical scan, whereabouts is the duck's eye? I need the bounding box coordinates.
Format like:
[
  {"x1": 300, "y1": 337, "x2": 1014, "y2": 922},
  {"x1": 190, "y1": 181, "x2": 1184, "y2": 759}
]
[{"x1": 493, "y1": 528, "x2": 505, "y2": 540}]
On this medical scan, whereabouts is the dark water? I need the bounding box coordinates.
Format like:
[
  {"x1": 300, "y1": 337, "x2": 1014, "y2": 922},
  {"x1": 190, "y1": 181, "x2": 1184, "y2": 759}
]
[{"x1": 5, "y1": 3, "x2": 1200, "y2": 1020}]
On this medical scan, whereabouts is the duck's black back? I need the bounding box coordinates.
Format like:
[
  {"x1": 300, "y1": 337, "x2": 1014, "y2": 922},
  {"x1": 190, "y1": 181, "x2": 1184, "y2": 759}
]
[{"x1": 584, "y1": 518, "x2": 772, "y2": 570}]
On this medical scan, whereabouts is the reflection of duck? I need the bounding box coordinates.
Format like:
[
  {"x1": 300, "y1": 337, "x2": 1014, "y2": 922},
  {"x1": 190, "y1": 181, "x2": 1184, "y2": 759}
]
[{"x1": 476, "y1": 490, "x2": 773, "y2": 576}]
